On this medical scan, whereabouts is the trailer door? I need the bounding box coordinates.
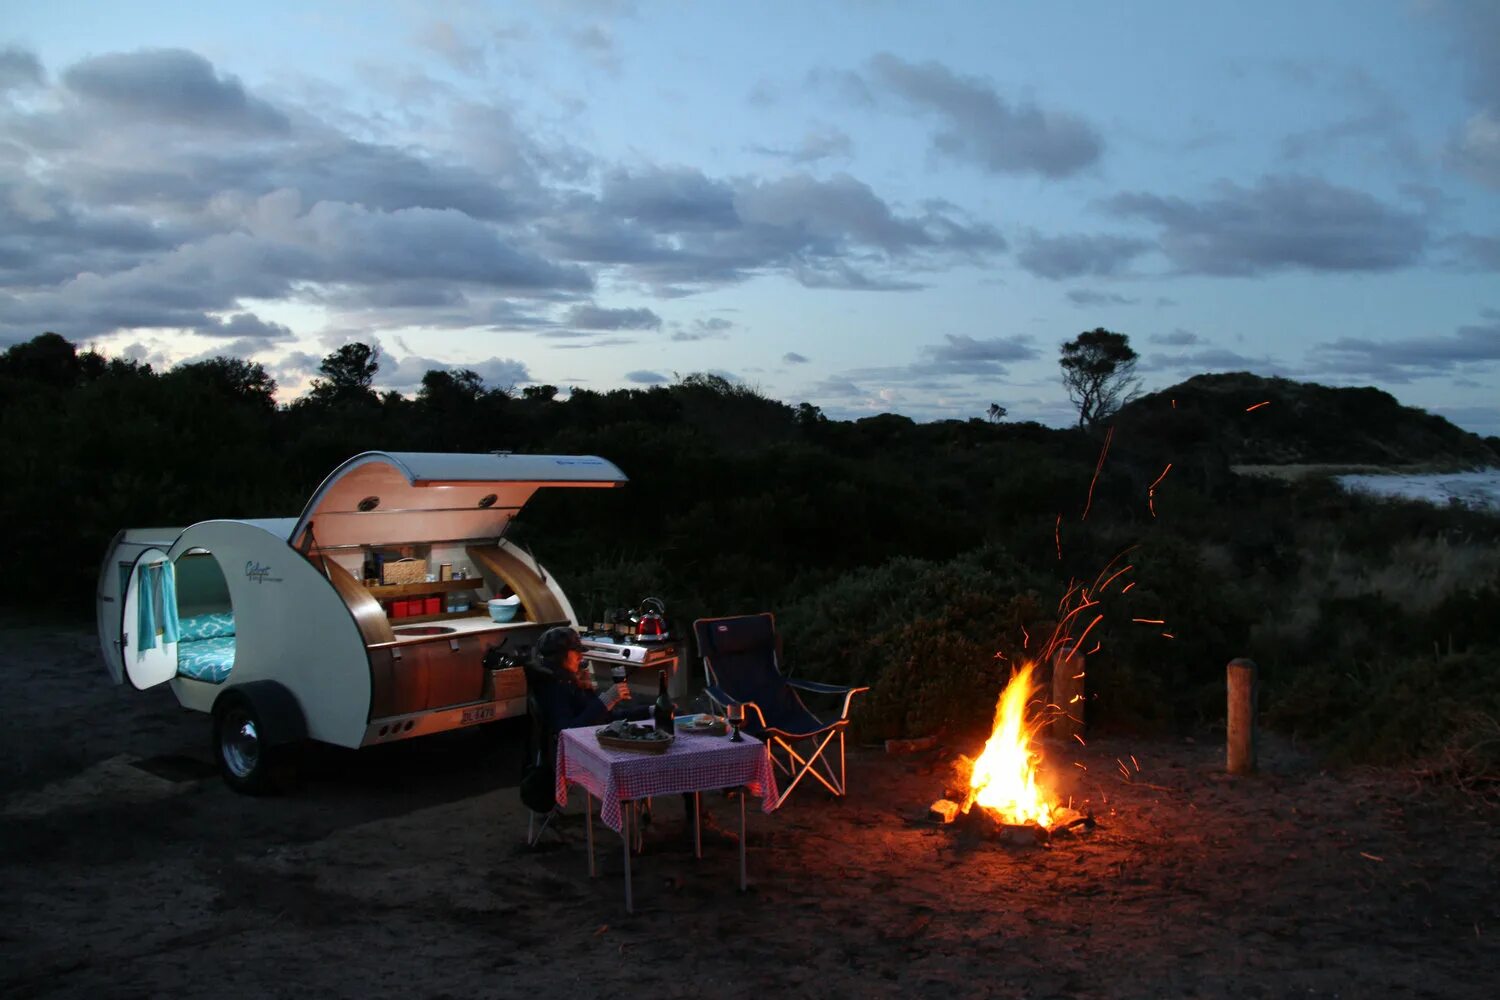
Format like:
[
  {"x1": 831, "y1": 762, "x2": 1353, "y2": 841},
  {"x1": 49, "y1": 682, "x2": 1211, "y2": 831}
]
[{"x1": 119, "y1": 548, "x2": 179, "y2": 690}]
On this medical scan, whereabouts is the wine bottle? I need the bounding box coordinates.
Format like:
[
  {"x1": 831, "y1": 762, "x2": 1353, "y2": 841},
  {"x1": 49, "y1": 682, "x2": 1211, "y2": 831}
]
[{"x1": 653, "y1": 669, "x2": 674, "y2": 735}]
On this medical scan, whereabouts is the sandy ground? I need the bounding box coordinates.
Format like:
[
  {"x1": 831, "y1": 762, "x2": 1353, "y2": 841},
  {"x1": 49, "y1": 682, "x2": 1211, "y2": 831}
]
[{"x1": 2, "y1": 619, "x2": 1497, "y2": 999}]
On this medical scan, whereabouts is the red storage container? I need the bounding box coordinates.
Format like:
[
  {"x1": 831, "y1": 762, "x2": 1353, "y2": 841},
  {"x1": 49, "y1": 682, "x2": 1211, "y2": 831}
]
[{"x1": 424, "y1": 596, "x2": 441, "y2": 615}]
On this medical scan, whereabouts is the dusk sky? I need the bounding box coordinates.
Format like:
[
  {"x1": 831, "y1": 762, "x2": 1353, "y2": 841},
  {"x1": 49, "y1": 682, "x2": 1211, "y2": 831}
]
[{"x1": 3, "y1": 1, "x2": 1498, "y2": 432}]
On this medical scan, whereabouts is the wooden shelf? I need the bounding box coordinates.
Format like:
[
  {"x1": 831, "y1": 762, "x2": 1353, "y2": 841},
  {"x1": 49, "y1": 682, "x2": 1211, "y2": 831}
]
[{"x1": 366, "y1": 579, "x2": 479, "y2": 599}]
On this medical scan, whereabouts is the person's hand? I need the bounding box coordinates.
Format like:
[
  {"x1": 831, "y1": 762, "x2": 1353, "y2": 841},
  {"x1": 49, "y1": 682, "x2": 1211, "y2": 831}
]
[{"x1": 600, "y1": 682, "x2": 628, "y2": 709}]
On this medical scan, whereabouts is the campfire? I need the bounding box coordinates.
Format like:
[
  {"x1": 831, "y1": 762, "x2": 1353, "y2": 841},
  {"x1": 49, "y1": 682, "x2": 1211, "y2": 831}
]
[
  {"x1": 929, "y1": 661, "x2": 1091, "y2": 846},
  {"x1": 960, "y1": 661, "x2": 1055, "y2": 828}
]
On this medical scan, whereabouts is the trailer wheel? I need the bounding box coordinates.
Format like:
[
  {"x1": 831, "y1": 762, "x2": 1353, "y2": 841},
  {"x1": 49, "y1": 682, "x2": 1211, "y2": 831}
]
[{"x1": 212, "y1": 693, "x2": 290, "y2": 794}]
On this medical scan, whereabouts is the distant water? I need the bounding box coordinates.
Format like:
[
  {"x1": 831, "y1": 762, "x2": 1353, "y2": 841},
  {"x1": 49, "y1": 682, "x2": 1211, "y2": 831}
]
[{"x1": 1336, "y1": 469, "x2": 1500, "y2": 512}]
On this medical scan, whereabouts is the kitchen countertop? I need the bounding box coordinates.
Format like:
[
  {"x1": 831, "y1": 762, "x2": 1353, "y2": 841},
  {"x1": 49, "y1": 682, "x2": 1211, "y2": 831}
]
[{"x1": 375, "y1": 616, "x2": 549, "y2": 648}]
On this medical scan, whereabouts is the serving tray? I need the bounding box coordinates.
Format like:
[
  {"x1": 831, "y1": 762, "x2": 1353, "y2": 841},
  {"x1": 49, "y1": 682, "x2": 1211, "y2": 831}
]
[{"x1": 596, "y1": 730, "x2": 675, "y2": 754}]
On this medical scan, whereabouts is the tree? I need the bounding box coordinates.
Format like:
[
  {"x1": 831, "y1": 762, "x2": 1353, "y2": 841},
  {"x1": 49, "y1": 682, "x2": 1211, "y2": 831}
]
[
  {"x1": 986, "y1": 403, "x2": 1008, "y2": 423},
  {"x1": 170, "y1": 356, "x2": 278, "y2": 409},
  {"x1": 308, "y1": 342, "x2": 380, "y2": 406},
  {"x1": 1059, "y1": 328, "x2": 1139, "y2": 428}
]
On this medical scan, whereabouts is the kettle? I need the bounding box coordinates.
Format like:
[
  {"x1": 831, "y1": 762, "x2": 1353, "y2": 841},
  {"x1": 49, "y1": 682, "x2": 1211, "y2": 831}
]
[{"x1": 633, "y1": 597, "x2": 668, "y2": 642}]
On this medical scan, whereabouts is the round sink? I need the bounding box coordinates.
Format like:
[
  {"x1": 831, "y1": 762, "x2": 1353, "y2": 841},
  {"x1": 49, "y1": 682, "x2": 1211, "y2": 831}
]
[{"x1": 392, "y1": 625, "x2": 458, "y2": 637}]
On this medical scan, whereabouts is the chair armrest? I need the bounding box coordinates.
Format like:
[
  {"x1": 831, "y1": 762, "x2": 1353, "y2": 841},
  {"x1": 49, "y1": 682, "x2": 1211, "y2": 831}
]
[
  {"x1": 786, "y1": 678, "x2": 855, "y2": 695},
  {"x1": 786, "y1": 678, "x2": 868, "y2": 720},
  {"x1": 703, "y1": 684, "x2": 767, "y2": 729}
]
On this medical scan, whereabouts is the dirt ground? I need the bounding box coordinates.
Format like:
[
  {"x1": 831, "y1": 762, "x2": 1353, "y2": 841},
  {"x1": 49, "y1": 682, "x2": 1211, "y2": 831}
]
[{"x1": 2, "y1": 619, "x2": 1497, "y2": 999}]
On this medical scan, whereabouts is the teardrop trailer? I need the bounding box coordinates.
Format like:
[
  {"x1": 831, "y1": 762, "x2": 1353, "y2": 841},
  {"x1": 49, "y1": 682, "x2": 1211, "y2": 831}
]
[{"x1": 97, "y1": 451, "x2": 627, "y2": 793}]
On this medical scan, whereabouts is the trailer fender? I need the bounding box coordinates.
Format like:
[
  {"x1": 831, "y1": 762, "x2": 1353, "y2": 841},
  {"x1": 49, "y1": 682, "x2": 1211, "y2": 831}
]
[{"x1": 213, "y1": 680, "x2": 308, "y2": 747}]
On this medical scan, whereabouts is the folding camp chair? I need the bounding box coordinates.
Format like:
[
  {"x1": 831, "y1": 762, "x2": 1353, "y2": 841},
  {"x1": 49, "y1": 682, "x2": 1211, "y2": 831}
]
[
  {"x1": 522, "y1": 686, "x2": 567, "y2": 847},
  {"x1": 694, "y1": 613, "x2": 868, "y2": 802}
]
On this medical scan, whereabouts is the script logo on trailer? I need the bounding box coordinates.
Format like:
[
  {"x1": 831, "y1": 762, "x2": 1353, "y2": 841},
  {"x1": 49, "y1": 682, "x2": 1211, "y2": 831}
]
[{"x1": 245, "y1": 561, "x2": 283, "y2": 584}]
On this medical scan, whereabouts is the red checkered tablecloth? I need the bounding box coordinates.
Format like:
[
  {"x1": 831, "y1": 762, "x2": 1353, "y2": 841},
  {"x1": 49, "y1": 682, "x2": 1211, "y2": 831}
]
[{"x1": 556, "y1": 725, "x2": 780, "y2": 833}]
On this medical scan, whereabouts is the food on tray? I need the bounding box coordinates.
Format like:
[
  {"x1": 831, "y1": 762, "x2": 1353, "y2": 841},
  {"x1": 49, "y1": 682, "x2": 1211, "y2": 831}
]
[{"x1": 602, "y1": 719, "x2": 671, "y2": 742}]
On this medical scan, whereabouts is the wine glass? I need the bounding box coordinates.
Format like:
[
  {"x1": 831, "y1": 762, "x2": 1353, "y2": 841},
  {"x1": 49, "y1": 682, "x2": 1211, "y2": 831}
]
[{"x1": 726, "y1": 702, "x2": 744, "y2": 742}]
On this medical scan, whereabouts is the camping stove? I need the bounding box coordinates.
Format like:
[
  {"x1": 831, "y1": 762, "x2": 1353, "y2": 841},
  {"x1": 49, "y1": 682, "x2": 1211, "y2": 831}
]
[{"x1": 578, "y1": 633, "x2": 676, "y2": 664}]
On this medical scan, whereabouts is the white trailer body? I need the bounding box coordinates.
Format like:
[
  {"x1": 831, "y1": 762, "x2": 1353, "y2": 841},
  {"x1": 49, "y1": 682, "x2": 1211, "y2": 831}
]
[{"x1": 96, "y1": 451, "x2": 626, "y2": 791}]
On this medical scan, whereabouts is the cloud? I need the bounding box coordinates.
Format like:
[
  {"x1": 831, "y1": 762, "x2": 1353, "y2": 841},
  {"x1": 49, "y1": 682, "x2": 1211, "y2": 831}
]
[
  {"x1": 1142, "y1": 347, "x2": 1279, "y2": 374},
  {"x1": 0, "y1": 46, "x2": 1012, "y2": 347},
  {"x1": 671, "y1": 317, "x2": 733, "y2": 341},
  {"x1": 1018, "y1": 232, "x2": 1151, "y2": 280},
  {"x1": 1148, "y1": 329, "x2": 1202, "y2": 346},
  {"x1": 1066, "y1": 289, "x2": 1139, "y2": 308},
  {"x1": 1445, "y1": 232, "x2": 1500, "y2": 271},
  {"x1": 783, "y1": 352, "x2": 809, "y2": 364},
  {"x1": 416, "y1": 21, "x2": 487, "y2": 75},
  {"x1": 1104, "y1": 175, "x2": 1427, "y2": 275},
  {"x1": 548, "y1": 165, "x2": 1004, "y2": 291},
  {"x1": 568, "y1": 25, "x2": 621, "y2": 74},
  {"x1": 0, "y1": 46, "x2": 44, "y2": 92},
  {"x1": 563, "y1": 304, "x2": 662, "y2": 329},
  {"x1": 1273, "y1": 65, "x2": 1421, "y2": 174},
  {"x1": 864, "y1": 53, "x2": 1102, "y2": 178},
  {"x1": 917, "y1": 334, "x2": 1038, "y2": 374},
  {"x1": 1440, "y1": 4, "x2": 1500, "y2": 188},
  {"x1": 1307, "y1": 318, "x2": 1500, "y2": 382},
  {"x1": 197, "y1": 311, "x2": 295, "y2": 341},
  {"x1": 62, "y1": 49, "x2": 289, "y2": 132},
  {"x1": 374, "y1": 353, "x2": 531, "y2": 392},
  {"x1": 748, "y1": 126, "x2": 853, "y2": 164},
  {"x1": 624, "y1": 369, "x2": 668, "y2": 384}
]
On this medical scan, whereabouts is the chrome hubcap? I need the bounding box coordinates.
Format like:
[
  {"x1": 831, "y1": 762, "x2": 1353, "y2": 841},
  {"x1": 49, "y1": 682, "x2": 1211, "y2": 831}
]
[{"x1": 222, "y1": 709, "x2": 260, "y2": 778}]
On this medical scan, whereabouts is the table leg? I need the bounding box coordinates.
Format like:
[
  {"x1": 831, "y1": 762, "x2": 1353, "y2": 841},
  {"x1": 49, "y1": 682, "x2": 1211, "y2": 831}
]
[
  {"x1": 587, "y1": 791, "x2": 596, "y2": 878},
  {"x1": 693, "y1": 791, "x2": 702, "y2": 860},
  {"x1": 622, "y1": 800, "x2": 634, "y2": 914},
  {"x1": 739, "y1": 791, "x2": 747, "y2": 892}
]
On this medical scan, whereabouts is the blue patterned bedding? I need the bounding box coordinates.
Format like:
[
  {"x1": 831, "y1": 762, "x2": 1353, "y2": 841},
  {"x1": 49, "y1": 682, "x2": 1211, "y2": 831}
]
[{"x1": 176, "y1": 613, "x2": 236, "y2": 683}]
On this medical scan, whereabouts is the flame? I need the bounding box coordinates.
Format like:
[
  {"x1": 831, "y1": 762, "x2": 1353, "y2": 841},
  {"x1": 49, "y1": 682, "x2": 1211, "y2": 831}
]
[{"x1": 961, "y1": 661, "x2": 1056, "y2": 827}]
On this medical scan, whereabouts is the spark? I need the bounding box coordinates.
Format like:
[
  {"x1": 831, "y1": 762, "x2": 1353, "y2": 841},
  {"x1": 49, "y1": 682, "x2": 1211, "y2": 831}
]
[
  {"x1": 1072, "y1": 734, "x2": 1087, "y2": 746},
  {"x1": 1130, "y1": 755, "x2": 1139, "y2": 772},
  {"x1": 1081, "y1": 425, "x2": 1114, "y2": 521},
  {"x1": 1171, "y1": 398, "x2": 1177, "y2": 408},
  {"x1": 1021, "y1": 624, "x2": 1030, "y2": 649},
  {"x1": 1073, "y1": 613, "x2": 1106, "y2": 656},
  {"x1": 1359, "y1": 852, "x2": 1384, "y2": 862},
  {"x1": 1132, "y1": 618, "x2": 1165, "y2": 624},
  {"x1": 1054, "y1": 514, "x2": 1062, "y2": 560},
  {"x1": 1161, "y1": 632, "x2": 1175, "y2": 639},
  {"x1": 1121, "y1": 581, "x2": 1136, "y2": 593},
  {"x1": 1147, "y1": 462, "x2": 1173, "y2": 518},
  {"x1": 1073, "y1": 673, "x2": 1086, "y2": 680},
  {"x1": 1086, "y1": 642, "x2": 1100, "y2": 655},
  {"x1": 1246, "y1": 401, "x2": 1270, "y2": 412},
  {"x1": 1097, "y1": 564, "x2": 1135, "y2": 593},
  {"x1": 1073, "y1": 761, "x2": 1088, "y2": 770}
]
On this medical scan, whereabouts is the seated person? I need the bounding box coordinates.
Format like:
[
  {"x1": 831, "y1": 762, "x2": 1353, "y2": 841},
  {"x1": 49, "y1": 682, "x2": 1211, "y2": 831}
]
[
  {"x1": 525, "y1": 626, "x2": 735, "y2": 847},
  {"x1": 527, "y1": 626, "x2": 645, "y2": 733}
]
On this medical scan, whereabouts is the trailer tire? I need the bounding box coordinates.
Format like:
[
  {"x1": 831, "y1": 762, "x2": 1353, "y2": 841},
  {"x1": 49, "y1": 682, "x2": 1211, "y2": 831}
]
[{"x1": 211, "y1": 684, "x2": 305, "y2": 795}]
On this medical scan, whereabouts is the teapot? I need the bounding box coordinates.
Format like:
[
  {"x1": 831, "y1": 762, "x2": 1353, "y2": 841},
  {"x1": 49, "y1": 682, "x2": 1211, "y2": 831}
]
[{"x1": 632, "y1": 597, "x2": 668, "y2": 642}]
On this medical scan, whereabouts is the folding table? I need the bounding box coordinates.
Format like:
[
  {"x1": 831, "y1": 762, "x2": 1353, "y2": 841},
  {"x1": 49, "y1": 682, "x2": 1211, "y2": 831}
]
[{"x1": 555, "y1": 724, "x2": 780, "y2": 913}]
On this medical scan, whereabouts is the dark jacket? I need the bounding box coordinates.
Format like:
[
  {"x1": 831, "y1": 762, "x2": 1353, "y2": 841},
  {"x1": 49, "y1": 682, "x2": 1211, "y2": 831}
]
[{"x1": 529, "y1": 664, "x2": 614, "y2": 735}]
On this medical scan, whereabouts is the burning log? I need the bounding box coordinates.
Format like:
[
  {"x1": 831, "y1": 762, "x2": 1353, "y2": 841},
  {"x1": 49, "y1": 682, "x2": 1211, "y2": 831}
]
[{"x1": 928, "y1": 799, "x2": 960, "y2": 824}]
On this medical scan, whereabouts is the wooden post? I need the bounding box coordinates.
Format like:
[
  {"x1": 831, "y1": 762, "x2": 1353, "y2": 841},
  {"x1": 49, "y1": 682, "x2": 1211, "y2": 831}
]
[
  {"x1": 1226, "y1": 657, "x2": 1257, "y2": 775},
  {"x1": 1051, "y1": 646, "x2": 1084, "y2": 742}
]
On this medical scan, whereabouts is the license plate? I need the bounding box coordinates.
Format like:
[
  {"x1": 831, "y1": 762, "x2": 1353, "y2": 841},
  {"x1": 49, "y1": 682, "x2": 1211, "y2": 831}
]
[{"x1": 460, "y1": 706, "x2": 496, "y2": 725}]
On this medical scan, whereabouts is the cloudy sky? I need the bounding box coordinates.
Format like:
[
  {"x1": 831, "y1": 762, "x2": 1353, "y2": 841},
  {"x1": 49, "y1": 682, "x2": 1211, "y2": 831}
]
[{"x1": 3, "y1": 1, "x2": 1499, "y2": 431}]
